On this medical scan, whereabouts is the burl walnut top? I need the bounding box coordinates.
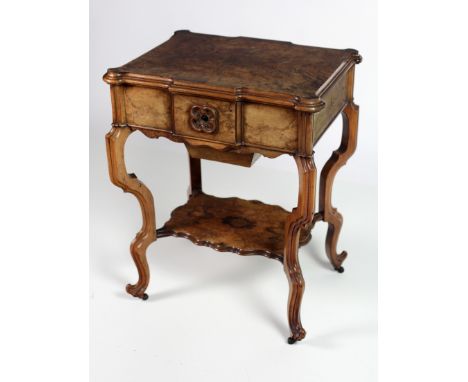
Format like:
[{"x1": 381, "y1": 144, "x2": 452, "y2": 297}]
[{"x1": 108, "y1": 30, "x2": 360, "y2": 101}]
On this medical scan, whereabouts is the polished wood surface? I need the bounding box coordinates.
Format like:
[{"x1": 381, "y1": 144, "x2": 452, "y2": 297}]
[
  {"x1": 243, "y1": 103, "x2": 298, "y2": 151},
  {"x1": 187, "y1": 154, "x2": 202, "y2": 196},
  {"x1": 124, "y1": 86, "x2": 171, "y2": 129},
  {"x1": 173, "y1": 94, "x2": 236, "y2": 143},
  {"x1": 103, "y1": 31, "x2": 361, "y2": 343},
  {"x1": 157, "y1": 193, "x2": 310, "y2": 262},
  {"x1": 319, "y1": 101, "x2": 359, "y2": 272},
  {"x1": 186, "y1": 146, "x2": 260, "y2": 168},
  {"x1": 105, "y1": 126, "x2": 156, "y2": 300},
  {"x1": 109, "y1": 30, "x2": 358, "y2": 101},
  {"x1": 283, "y1": 156, "x2": 316, "y2": 343},
  {"x1": 103, "y1": 31, "x2": 362, "y2": 160}
]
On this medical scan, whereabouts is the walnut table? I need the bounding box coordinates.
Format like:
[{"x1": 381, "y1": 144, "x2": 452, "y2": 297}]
[{"x1": 103, "y1": 31, "x2": 361, "y2": 344}]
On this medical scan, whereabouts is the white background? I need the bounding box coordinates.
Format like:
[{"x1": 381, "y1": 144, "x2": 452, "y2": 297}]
[
  {"x1": 1, "y1": 1, "x2": 468, "y2": 382},
  {"x1": 90, "y1": 0, "x2": 377, "y2": 381}
]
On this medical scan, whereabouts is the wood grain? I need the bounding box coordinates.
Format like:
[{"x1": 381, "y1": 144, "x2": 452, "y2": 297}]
[
  {"x1": 318, "y1": 101, "x2": 359, "y2": 272},
  {"x1": 313, "y1": 72, "x2": 348, "y2": 143},
  {"x1": 105, "y1": 126, "x2": 157, "y2": 300},
  {"x1": 157, "y1": 193, "x2": 310, "y2": 261},
  {"x1": 110, "y1": 30, "x2": 358, "y2": 101},
  {"x1": 103, "y1": 31, "x2": 362, "y2": 343},
  {"x1": 124, "y1": 86, "x2": 171, "y2": 129},
  {"x1": 243, "y1": 104, "x2": 298, "y2": 151},
  {"x1": 283, "y1": 156, "x2": 316, "y2": 344},
  {"x1": 187, "y1": 153, "x2": 202, "y2": 197},
  {"x1": 173, "y1": 95, "x2": 236, "y2": 143},
  {"x1": 186, "y1": 145, "x2": 259, "y2": 167},
  {"x1": 104, "y1": 32, "x2": 362, "y2": 159}
]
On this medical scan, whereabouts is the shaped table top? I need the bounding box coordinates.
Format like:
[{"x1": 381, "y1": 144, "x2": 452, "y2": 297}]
[{"x1": 105, "y1": 31, "x2": 361, "y2": 105}]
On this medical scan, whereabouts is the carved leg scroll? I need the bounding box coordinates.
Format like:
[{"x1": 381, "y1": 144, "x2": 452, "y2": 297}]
[
  {"x1": 319, "y1": 102, "x2": 359, "y2": 272},
  {"x1": 284, "y1": 156, "x2": 317, "y2": 344},
  {"x1": 105, "y1": 127, "x2": 156, "y2": 300}
]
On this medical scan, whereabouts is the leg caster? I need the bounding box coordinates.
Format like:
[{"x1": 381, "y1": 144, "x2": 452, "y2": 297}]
[
  {"x1": 335, "y1": 265, "x2": 345, "y2": 273},
  {"x1": 126, "y1": 287, "x2": 149, "y2": 301},
  {"x1": 287, "y1": 325, "x2": 306, "y2": 345}
]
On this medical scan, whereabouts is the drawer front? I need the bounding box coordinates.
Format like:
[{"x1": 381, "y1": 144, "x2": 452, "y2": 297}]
[
  {"x1": 243, "y1": 104, "x2": 297, "y2": 152},
  {"x1": 173, "y1": 95, "x2": 236, "y2": 143},
  {"x1": 124, "y1": 86, "x2": 171, "y2": 130}
]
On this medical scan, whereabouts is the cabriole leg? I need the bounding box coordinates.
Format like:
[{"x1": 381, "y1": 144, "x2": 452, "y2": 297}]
[
  {"x1": 319, "y1": 102, "x2": 359, "y2": 273},
  {"x1": 105, "y1": 127, "x2": 157, "y2": 300},
  {"x1": 284, "y1": 156, "x2": 317, "y2": 344}
]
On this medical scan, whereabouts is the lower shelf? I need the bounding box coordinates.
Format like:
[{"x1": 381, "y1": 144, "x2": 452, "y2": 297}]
[{"x1": 157, "y1": 193, "x2": 310, "y2": 262}]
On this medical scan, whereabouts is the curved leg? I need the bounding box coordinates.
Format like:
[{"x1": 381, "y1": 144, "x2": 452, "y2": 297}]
[
  {"x1": 105, "y1": 127, "x2": 156, "y2": 300},
  {"x1": 284, "y1": 156, "x2": 317, "y2": 344},
  {"x1": 319, "y1": 102, "x2": 359, "y2": 272}
]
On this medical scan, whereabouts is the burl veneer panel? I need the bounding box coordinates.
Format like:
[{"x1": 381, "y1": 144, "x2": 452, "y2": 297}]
[
  {"x1": 313, "y1": 73, "x2": 347, "y2": 143},
  {"x1": 243, "y1": 104, "x2": 297, "y2": 151},
  {"x1": 124, "y1": 86, "x2": 171, "y2": 129},
  {"x1": 173, "y1": 95, "x2": 236, "y2": 143}
]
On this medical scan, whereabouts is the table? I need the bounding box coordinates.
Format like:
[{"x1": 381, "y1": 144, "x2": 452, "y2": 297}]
[{"x1": 103, "y1": 31, "x2": 361, "y2": 344}]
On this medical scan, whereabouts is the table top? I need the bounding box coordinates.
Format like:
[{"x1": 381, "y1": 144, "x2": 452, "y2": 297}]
[{"x1": 108, "y1": 30, "x2": 360, "y2": 101}]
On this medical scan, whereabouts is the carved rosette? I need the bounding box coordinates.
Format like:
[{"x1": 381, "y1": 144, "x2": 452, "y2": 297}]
[{"x1": 190, "y1": 105, "x2": 218, "y2": 133}]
